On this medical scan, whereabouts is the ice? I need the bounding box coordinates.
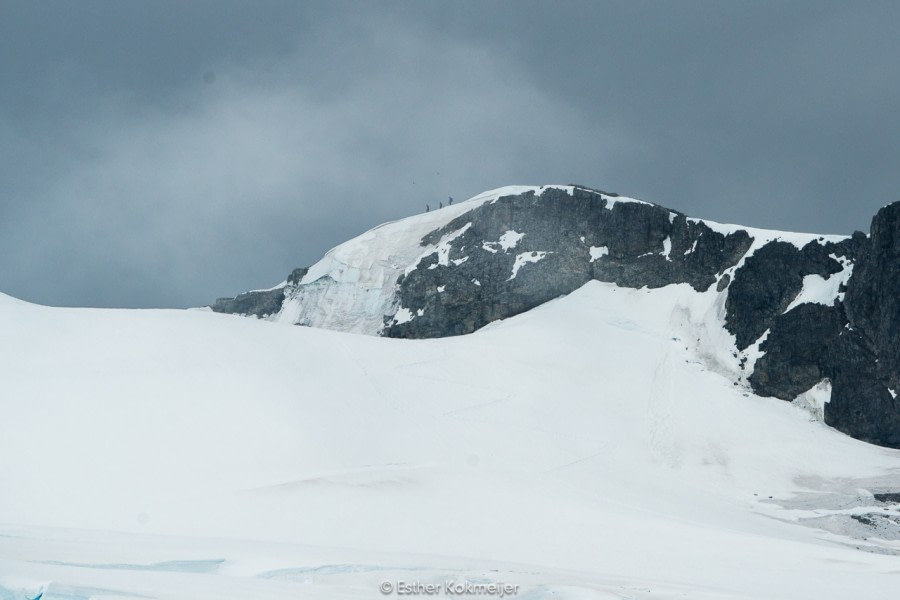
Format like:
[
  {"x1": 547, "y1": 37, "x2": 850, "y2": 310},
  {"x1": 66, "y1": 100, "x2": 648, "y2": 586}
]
[{"x1": 792, "y1": 379, "x2": 833, "y2": 422}]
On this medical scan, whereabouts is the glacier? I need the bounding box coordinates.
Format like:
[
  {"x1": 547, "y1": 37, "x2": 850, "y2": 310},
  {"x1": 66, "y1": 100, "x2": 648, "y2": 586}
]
[{"x1": 2, "y1": 278, "x2": 900, "y2": 598}]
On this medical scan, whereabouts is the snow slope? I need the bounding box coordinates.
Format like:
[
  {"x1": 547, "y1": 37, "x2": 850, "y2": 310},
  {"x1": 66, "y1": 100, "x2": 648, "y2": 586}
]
[{"x1": 2, "y1": 283, "x2": 900, "y2": 599}]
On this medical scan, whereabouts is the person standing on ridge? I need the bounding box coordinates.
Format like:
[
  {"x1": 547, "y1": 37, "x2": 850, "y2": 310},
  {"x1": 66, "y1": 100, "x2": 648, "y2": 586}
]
[{"x1": 449, "y1": 196, "x2": 453, "y2": 205}]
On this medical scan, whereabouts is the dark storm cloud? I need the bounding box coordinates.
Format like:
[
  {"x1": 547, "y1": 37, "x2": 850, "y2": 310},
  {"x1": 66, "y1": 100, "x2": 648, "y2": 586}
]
[{"x1": 2, "y1": 1, "x2": 899, "y2": 308}]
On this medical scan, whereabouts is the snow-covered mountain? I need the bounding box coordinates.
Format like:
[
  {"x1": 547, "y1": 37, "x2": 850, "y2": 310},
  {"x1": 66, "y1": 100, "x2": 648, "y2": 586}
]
[
  {"x1": 211, "y1": 185, "x2": 900, "y2": 449},
  {"x1": 4, "y1": 185, "x2": 900, "y2": 599},
  {"x1": 3, "y1": 278, "x2": 900, "y2": 599}
]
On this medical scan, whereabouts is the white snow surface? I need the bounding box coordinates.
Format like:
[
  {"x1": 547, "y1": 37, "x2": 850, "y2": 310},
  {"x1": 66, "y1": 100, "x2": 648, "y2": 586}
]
[
  {"x1": 785, "y1": 270, "x2": 852, "y2": 313},
  {"x1": 248, "y1": 280, "x2": 288, "y2": 293},
  {"x1": 3, "y1": 282, "x2": 900, "y2": 599},
  {"x1": 589, "y1": 245, "x2": 609, "y2": 261},
  {"x1": 0, "y1": 292, "x2": 31, "y2": 306},
  {"x1": 497, "y1": 230, "x2": 525, "y2": 251}
]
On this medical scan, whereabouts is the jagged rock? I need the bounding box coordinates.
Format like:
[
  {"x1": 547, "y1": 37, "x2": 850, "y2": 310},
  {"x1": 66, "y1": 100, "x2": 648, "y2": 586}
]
[
  {"x1": 724, "y1": 241, "x2": 844, "y2": 350},
  {"x1": 750, "y1": 304, "x2": 847, "y2": 399},
  {"x1": 210, "y1": 287, "x2": 286, "y2": 318},
  {"x1": 874, "y1": 492, "x2": 900, "y2": 503},
  {"x1": 825, "y1": 326, "x2": 900, "y2": 447},
  {"x1": 287, "y1": 267, "x2": 309, "y2": 285},
  {"x1": 211, "y1": 268, "x2": 309, "y2": 318},
  {"x1": 824, "y1": 203, "x2": 900, "y2": 446},
  {"x1": 844, "y1": 203, "x2": 900, "y2": 389},
  {"x1": 386, "y1": 188, "x2": 750, "y2": 338}
]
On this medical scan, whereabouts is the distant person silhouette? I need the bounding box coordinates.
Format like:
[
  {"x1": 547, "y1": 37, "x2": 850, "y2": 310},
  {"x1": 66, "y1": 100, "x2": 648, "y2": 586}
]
[
  {"x1": 426, "y1": 204, "x2": 430, "y2": 212},
  {"x1": 449, "y1": 196, "x2": 453, "y2": 205}
]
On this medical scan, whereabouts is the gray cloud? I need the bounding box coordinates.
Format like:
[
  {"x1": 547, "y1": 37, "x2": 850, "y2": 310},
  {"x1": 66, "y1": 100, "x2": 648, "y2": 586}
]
[{"x1": 2, "y1": 1, "x2": 899, "y2": 307}]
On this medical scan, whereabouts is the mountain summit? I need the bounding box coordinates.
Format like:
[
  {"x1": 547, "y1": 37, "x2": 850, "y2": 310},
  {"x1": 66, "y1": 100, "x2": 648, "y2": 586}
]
[{"x1": 212, "y1": 185, "x2": 900, "y2": 449}]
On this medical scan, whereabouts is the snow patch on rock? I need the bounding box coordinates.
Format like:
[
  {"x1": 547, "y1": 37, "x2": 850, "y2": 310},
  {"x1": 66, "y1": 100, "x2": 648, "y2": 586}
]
[
  {"x1": 589, "y1": 246, "x2": 609, "y2": 262},
  {"x1": 498, "y1": 230, "x2": 525, "y2": 251},
  {"x1": 739, "y1": 328, "x2": 771, "y2": 382},
  {"x1": 785, "y1": 263, "x2": 854, "y2": 313},
  {"x1": 688, "y1": 218, "x2": 848, "y2": 250},
  {"x1": 509, "y1": 251, "x2": 549, "y2": 280},
  {"x1": 662, "y1": 237, "x2": 673, "y2": 261},
  {"x1": 392, "y1": 307, "x2": 415, "y2": 325},
  {"x1": 605, "y1": 195, "x2": 653, "y2": 210}
]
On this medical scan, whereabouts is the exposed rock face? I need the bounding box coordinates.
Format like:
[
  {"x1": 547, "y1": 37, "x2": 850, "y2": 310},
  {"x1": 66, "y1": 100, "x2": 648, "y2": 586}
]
[
  {"x1": 210, "y1": 268, "x2": 307, "y2": 319},
  {"x1": 723, "y1": 240, "x2": 847, "y2": 351},
  {"x1": 844, "y1": 204, "x2": 900, "y2": 390},
  {"x1": 210, "y1": 287, "x2": 285, "y2": 318},
  {"x1": 209, "y1": 185, "x2": 900, "y2": 449},
  {"x1": 750, "y1": 303, "x2": 846, "y2": 399},
  {"x1": 385, "y1": 188, "x2": 750, "y2": 338},
  {"x1": 828, "y1": 204, "x2": 900, "y2": 447}
]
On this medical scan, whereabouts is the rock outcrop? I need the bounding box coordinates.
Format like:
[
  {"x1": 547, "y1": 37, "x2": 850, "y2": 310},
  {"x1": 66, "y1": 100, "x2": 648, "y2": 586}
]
[{"x1": 385, "y1": 187, "x2": 751, "y2": 338}]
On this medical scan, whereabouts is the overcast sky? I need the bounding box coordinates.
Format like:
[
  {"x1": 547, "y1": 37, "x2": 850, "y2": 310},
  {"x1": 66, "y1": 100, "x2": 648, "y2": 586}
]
[{"x1": 2, "y1": 1, "x2": 899, "y2": 308}]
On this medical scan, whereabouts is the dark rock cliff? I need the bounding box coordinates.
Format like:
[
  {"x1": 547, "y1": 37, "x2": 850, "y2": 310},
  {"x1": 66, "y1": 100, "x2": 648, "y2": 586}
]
[
  {"x1": 828, "y1": 204, "x2": 900, "y2": 446},
  {"x1": 385, "y1": 187, "x2": 750, "y2": 338}
]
